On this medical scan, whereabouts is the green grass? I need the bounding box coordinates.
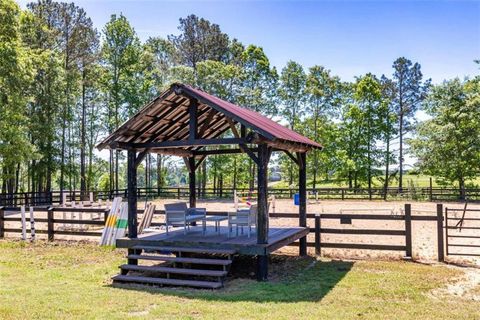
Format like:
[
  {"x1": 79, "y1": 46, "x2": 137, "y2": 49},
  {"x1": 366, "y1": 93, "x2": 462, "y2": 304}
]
[{"x1": 1, "y1": 240, "x2": 479, "y2": 319}]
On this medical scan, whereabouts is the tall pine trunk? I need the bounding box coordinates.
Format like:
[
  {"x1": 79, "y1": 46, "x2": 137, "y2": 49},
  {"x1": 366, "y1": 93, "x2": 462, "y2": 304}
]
[
  {"x1": 384, "y1": 134, "x2": 390, "y2": 200},
  {"x1": 398, "y1": 92, "x2": 404, "y2": 192},
  {"x1": 80, "y1": 69, "x2": 87, "y2": 200}
]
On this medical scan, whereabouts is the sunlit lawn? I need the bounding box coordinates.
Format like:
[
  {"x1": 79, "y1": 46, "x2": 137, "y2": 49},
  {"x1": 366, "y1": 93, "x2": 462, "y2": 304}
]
[{"x1": 0, "y1": 240, "x2": 479, "y2": 319}]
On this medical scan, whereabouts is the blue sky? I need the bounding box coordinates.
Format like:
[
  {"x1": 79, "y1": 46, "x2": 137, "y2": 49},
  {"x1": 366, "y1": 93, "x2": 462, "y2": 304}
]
[{"x1": 19, "y1": 0, "x2": 480, "y2": 83}]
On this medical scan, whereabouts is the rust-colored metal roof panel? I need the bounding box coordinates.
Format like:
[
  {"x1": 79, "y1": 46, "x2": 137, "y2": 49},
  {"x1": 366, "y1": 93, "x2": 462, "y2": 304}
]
[
  {"x1": 178, "y1": 84, "x2": 322, "y2": 149},
  {"x1": 97, "y1": 83, "x2": 322, "y2": 152}
]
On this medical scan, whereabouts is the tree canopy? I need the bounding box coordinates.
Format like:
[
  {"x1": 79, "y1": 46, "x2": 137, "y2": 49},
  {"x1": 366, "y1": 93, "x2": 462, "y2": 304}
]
[{"x1": 0, "y1": 1, "x2": 478, "y2": 197}]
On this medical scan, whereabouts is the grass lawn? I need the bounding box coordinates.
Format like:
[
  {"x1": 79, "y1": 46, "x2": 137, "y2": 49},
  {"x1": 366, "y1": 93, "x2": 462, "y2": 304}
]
[{"x1": 1, "y1": 241, "x2": 479, "y2": 319}]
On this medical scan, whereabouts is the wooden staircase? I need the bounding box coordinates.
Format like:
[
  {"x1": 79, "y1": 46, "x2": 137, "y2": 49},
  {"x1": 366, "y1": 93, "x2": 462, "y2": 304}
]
[{"x1": 112, "y1": 245, "x2": 236, "y2": 289}]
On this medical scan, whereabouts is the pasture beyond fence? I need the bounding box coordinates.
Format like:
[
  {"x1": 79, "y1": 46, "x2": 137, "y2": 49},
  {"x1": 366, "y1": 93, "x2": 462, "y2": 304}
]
[
  {"x1": 1, "y1": 185, "x2": 480, "y2": 207},
  {"x1": 0, "y1": 203, "x2": 457, "y2": 263}
]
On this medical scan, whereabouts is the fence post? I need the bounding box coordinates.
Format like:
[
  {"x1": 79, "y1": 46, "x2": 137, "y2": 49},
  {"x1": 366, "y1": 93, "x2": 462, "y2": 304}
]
[
  {"x1": 341, "y1": 189, "x2": 345, "y2": 201},
  {"x1": 429, "y1": 177, "x2": 433, "y2": 201},
  {"x1": 177, "y1": 188, "x2": 180, "y2": 199},
  {"x1": 47, "y1": 207, "x2": 54, "y2": 241},
  {"x1": 315, "y1": 213, "x2": 321, "y2": 256},
  {"x1": 104, "y1": 208, "x2": 110, "y2": 225},
  {"x1": 0, "y1": 207, "x2": 4, "y2": 239},
  {"x1": 437, "y1": 203, "x2": 445, "y2": 262},
  {"x1": 404, "y1": 203, "x2": 412, "y2": 258}
]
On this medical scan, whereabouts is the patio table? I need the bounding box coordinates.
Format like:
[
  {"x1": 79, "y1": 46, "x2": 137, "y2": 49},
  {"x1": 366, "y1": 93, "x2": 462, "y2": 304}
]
[{"x1": 205, "y1": 216, "x2": 229, "y2": 235}]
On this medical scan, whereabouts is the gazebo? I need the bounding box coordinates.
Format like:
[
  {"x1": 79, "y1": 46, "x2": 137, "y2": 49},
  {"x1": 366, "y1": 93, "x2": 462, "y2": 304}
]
[{"x1": 97, "y1": 83, "x2": 322, "y2": 284}]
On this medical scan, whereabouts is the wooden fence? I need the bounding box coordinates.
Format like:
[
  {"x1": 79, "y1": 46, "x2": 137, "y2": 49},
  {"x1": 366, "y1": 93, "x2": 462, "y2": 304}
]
[
  {"x1": 445, "y1": 207, "x2": 480, "y2": 257},
  {"x1": 1, "y1": 186, "x2": 479, "y2": 207},
  {"x1": 0, "y1": 204, "x2": 445, "y2": 262}
]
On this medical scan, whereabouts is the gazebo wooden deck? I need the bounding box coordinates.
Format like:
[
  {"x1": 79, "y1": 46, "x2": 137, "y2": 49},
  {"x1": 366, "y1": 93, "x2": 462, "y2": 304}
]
[
  {"x1": 117, "y1": 226, "x2": 310, "y2": 256},
  {"x1": 97, "y1": 83, "x2": 322, "y2": 287}
]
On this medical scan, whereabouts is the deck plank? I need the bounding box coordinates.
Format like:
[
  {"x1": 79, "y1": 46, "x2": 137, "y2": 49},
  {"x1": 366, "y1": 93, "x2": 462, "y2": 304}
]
[{"x1": 117, "y1": 227, "x2": 308, "y2": 256}]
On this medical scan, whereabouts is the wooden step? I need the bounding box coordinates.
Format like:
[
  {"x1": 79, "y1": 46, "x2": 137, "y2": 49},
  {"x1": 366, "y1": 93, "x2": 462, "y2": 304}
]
[
  {"x1": 112, "y1": 274, "x2": 222, "y2": 289},
  {"x1": 132, "y1": 245, "x2": 236, "y2": 256},
  {"x1": 120, "y1": 264, "x2": 228, "y2": 277},
  {"x1": 127, "y1": 254, "x2": 232, "y2": 266}
]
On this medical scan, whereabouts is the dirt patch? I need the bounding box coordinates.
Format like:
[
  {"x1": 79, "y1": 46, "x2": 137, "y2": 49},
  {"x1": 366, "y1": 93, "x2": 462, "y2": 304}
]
[
  {"x1": 430, "y1": 266, "x2": 480, "y2": 301},
  {"x1": 149, "y1": 199, "x2": 480, "y2": 266}
]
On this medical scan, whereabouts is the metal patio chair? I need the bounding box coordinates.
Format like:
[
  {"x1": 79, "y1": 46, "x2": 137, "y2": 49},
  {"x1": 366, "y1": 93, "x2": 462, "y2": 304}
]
[
  {"x1": 164, "y1": 202, "x2": 206, "y2": 235},
  {"x1": 228, "y1": 204, "x2": 258, "y2": 238}
]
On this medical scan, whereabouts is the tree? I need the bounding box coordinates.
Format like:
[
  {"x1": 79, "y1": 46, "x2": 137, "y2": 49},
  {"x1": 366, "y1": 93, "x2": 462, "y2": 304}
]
[
  {"x1": 391, "y1": 57, "x2": 430, "y2": 191},
  {"x1": 168, "y1": 14, "x2": 229, "y2": 70},
  {"x1": 410, "y1": 78, "x2": 480, "y2": 199},
  {"x1": 78, "y1": 26, "x2": 99, "y2": 198},
  {"x1": 239, "y1": 45, "x2": 278, "y2": 115},
  {"x1": 101, "y1": 13, "x2": 142, "y2": 191},
  {"x1": 379, "y1": 75, "x2": 397, "y2": 198},
  {"x1": 305, "y1": 65, "x2": 341, "y2": 188},
  {"x1": 354, "y1": 74, "x2": 387, "y2": 197},
  {"x1": 21, "y1": 6, "x2": 64, "y2": 194},
  {"x1": 143, "y1": 36, "x2": 178, "y2": 94},
  {"x1": 0, "y1": 0, "x2": 36, "y2": 195},
  {"x1": 279, "y1": 61, "x2": 306, "y2": 185},
  {"x1": 27, "y1": 0, "x2": 98, "y2": 196}
]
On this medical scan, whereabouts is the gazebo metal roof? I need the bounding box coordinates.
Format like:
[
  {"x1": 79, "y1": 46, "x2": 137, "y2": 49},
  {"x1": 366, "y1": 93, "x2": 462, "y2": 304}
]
[
  {"x1": 99, "y1": 83, "x2": 316, "y2": 281},
  {"x1": 97, "y1": 83, "x2": 322, "y2": 155}
]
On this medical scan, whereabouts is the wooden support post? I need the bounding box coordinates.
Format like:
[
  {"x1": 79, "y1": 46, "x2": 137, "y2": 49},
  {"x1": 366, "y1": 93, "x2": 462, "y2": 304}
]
[
  {"x1": 429, "y1": 177, "x2": 433, "y2": 201},
  {"x1": 404, "y1": 203, "x2": 412, "y2": 258},
  {"x1": 257, "y1": 144, "x2": 269, "y2": 245},
  {"x1": 47, "y1": 207, "x2": 54, "y2": 241},
  {"x1": 256, "y1": 143, "x2": 269, "y2": 281},
  {"x1": 298, "y1": 152, "x2": 307, "y2": 256},
  {"x1": 127, "y1": 150, "x2": 138, "y2": 239},
  {"x1": 127, "y1": 248, "x2": 138, "y2": 266},
  {"x1": 189, "y1": 99, "x2": 198, "y2": 142},
  {"x1": 437, "y1": 203, "x2": 445, "y2": 262},
  {"x1": 188, "y1": 157, "x2": 196, "y2": 208},
  {"x1": 104, "y1": 208, "x2": 110, "y2": 225},
  {"x1": 0, "y1": 207, "x2": 4, "y2": 239},
  {"x1": 256, "y1": 255, "x2": 268, "y2": 281},
  {"x1": 315, "y1": 213, "x2": 321, "y2": 256}
]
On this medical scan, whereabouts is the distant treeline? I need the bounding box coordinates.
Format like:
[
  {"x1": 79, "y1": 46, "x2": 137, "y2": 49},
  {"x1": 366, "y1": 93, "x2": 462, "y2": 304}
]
[{"x1": 1, "y1": 0, "x2": 479, "y2": 199}]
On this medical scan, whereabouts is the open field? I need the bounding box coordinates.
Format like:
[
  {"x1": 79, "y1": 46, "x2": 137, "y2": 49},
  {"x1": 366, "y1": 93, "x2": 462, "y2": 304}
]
[{"x1": 1, "y1": 241, "x2": 479, "y2": 319}]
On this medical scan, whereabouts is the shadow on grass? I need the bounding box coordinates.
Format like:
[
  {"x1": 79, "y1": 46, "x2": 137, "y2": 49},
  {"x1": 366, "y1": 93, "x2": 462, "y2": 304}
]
[{"x1": 110, "y1": 255, "x2": 354, "y2": 303}]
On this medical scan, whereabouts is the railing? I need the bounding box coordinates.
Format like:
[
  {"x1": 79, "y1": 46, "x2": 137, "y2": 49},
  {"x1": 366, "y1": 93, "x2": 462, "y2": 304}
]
[
  {"x1": 2, "y1": 186, "x2": 479, "y2": 207},
  {"x1": 445, "y1": 207, "x2": 480, "y2": 257},
  {"x1": 0, "y1": 207, "x2": 109, "y2": 240},
  {"x1": 0, "y1": 204, "x2": 445, "y2": 262}
]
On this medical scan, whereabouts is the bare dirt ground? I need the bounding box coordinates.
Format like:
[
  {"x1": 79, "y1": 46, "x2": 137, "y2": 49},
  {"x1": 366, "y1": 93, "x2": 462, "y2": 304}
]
[
  {"x1": 149, "y1": 198, "x2": 480, "y2": 266},
  {"x1": 5, "y1": 198, "x2": 480, "y2": 266}
]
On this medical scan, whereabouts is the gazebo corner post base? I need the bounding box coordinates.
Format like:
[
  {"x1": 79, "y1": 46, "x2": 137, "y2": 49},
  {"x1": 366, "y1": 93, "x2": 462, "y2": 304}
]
[
  {"x1": 256, "y1": 254, "x2": 268, "y2": 281},
  {"x1": 299, "y1": 237, "x2": 307, "y2": 256},
  {"x1": 127, "y1": 248, "x2": 138, "y2": 266},
  {"x1": 298, "y1": 151, "x2": 307, "y2": 257}
]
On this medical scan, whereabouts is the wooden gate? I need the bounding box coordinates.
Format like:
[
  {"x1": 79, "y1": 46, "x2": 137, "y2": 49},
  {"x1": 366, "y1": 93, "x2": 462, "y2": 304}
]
[{"x1": 445, "y1": 207, "x2": 480, "y2": 257}]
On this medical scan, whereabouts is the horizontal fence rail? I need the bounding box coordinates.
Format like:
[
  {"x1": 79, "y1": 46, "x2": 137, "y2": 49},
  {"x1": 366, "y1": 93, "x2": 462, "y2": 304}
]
[
  {"x1": 2, "y1": 185, "x2": 480, "y2": 207},
  {"x1": 0, "y1": 204, "x2": 446, "y2": 262},
  {"x1": 445, "y1": 207, "x2": 480, "y2": 257}
]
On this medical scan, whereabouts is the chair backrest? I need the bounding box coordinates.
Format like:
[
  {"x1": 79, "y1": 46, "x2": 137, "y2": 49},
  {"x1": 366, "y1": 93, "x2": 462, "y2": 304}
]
[
  {"x1": 164, "y1": 203, "x2": 188, "y2": 223},
  {"x1": 249, "y1": 204, "x2": 258, "y2": 220},
  {"x1": 164, "y1": 202, "x2": 188, "y2": 212}
]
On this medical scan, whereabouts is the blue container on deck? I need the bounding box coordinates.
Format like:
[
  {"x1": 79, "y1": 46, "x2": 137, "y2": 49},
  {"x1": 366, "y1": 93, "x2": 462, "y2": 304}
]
[{"x1": 294, "y1": 193, "x2": 300, "y2": 205}]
